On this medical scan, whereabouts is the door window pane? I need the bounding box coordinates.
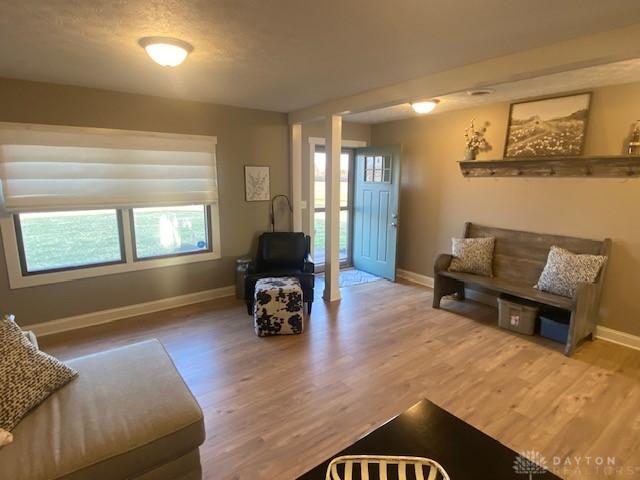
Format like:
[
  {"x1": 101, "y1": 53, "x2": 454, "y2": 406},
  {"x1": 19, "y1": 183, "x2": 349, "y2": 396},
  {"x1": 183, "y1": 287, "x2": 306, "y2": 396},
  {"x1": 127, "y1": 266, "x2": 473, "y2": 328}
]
[
  {"x1": 17, "y1": 209, "x2": 123, "y2": 273},
  {"x1": 132, "y1": 205, "x2": 209, "y2": 259},
  {"x1": 364, "y1": 155, "x2": 392, "y2": 183}
]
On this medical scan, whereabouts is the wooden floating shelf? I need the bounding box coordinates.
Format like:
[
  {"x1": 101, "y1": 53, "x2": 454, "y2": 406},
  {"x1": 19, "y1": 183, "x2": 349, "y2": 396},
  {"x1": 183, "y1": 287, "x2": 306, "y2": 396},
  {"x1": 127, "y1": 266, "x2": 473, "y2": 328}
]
[{"x1": 459, "y1": 155, "x2": 640, "y2": 178}]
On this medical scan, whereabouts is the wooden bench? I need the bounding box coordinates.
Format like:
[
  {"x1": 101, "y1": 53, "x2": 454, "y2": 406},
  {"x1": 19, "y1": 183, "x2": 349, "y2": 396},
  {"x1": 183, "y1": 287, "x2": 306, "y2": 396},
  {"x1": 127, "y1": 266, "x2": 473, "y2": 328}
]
[{"x1": 433, "y1": 223, "x2": 611, "y2": 356}]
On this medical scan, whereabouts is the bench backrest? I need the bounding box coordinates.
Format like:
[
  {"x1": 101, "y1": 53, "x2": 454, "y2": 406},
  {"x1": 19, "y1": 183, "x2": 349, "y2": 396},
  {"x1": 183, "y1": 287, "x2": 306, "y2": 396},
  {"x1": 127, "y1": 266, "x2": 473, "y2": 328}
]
[{"x1": 465, "y1": 223, "x2": 610, "y2": 285}]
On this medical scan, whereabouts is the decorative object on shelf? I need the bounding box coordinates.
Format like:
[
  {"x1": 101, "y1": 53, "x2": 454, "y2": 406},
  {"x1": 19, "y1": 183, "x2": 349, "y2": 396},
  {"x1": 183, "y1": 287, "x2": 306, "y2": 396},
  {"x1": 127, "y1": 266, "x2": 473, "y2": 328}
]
[
  {"x1": 458, "y1": 155, "x2": 640, "y2": 178},
  {"x1": 504, "y1": 92, "x2": 591, "y2": 158},
  {"x1": 244, "y1": 166, "x2": 270, "y2": 201},
  {"x1": 463, "y1": 118, "x2": 488, "y2": 160},
  {"x1": 270, "y1": 194, "x2": 292, "y2": 232},
  {"x1": 628, "y1": 120, "x2": 640, "y2": 155}
]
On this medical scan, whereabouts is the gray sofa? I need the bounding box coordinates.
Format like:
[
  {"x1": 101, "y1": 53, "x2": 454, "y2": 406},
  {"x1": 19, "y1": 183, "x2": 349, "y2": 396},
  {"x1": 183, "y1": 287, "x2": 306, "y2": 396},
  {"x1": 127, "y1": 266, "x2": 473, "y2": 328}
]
[{"x1": 0, "y1": 339, "x2": 205, "y2": 480}]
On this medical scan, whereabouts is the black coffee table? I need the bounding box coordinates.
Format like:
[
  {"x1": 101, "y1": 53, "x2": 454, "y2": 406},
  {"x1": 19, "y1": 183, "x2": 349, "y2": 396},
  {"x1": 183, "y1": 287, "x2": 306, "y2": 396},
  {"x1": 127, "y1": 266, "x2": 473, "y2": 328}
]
[{"x1": 297, "y1": 399, "x2": 559, "y2": 479}]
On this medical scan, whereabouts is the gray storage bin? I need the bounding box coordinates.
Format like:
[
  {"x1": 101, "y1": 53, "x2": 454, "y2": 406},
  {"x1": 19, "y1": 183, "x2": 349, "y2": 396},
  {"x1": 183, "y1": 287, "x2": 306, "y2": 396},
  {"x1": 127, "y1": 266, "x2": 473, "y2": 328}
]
[{"x1": 497, "y1": 295, "x2": 539, "y2": 335}]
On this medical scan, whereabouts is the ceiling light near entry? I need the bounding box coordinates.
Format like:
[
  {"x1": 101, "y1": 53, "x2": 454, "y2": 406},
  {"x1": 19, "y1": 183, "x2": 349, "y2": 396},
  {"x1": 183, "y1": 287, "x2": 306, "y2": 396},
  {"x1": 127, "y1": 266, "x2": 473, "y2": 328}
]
[
  {"x1": 411, "y1": 99, "x2": 439, "y2": 114},
  {"x1": 138, "y1": 37, "x2": 194, "y2": 67}
]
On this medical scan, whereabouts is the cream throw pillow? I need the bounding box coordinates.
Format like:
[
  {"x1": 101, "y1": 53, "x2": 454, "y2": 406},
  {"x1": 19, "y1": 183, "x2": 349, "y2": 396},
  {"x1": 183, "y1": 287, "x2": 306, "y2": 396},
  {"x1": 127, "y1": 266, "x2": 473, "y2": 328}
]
[
  {"x1": 448, "y1": 237, "x2": 495, "y2": 277},
  {"x1": 536, "y1": 246, "x2": 606, "y2": 298}
]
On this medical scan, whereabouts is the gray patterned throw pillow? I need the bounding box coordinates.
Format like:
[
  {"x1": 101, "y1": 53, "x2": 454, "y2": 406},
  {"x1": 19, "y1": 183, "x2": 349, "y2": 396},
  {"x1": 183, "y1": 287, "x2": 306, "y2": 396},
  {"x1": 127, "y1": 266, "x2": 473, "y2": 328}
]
[
  {"x1": 0, "y1": 315, "x2": 78, "y2": 432},
  {"x1": 448, "y1": 237, "x2": 495, "y2": 277},
  {"x1": 536, "y1": 246, "x2": 606, "y2": 298}
]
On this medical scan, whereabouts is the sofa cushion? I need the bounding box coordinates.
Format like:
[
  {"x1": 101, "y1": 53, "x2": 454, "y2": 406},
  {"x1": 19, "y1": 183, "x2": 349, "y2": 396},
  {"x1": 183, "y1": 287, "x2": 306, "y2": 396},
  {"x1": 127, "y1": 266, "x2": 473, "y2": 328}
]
[
  {"x1": 448, "y1": 237, "x2": 495, "y2": 277},
  {"x1": 0, "y1": 339, "x2": 205, "y2": 480},
  {"x1": 0, "y1": 314, "x2": 77, "y2": 432},
  {"x1": 536, "y1": 245, "x2": 607, "y2": 298}
]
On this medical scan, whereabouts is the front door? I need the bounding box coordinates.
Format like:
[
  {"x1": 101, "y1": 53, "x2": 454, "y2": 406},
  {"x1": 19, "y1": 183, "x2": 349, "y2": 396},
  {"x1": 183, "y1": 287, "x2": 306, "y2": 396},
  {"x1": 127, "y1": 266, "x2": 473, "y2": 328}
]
[{"x1": 352, "y1": 145, "x2": 400, "y2": 280}]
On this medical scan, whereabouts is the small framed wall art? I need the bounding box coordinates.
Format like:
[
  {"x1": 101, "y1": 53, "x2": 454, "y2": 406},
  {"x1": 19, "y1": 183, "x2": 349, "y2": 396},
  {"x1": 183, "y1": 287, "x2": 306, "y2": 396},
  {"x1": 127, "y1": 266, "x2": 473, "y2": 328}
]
[{"x1": 244, "y1": 166, "x2": 270, "y2": 201}]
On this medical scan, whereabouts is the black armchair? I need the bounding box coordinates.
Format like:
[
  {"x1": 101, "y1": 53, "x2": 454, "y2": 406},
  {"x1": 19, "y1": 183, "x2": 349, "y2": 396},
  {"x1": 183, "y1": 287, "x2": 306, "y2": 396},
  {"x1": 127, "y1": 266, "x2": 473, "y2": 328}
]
[{"x1": 244, "y1": 232, "x2": 315, "y2": 315}]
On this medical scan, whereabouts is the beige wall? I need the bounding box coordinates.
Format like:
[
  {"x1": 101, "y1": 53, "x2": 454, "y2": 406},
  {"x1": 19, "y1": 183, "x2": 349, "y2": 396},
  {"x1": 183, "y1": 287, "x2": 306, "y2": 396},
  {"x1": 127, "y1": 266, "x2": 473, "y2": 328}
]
[
  {"x1": 0, "y1": 78, "x2": 290, "y2": 326},
  {"x1": 300, "y1": 121, "x2": 371, "y2": 236},
  {"x1": 371, "y1": 81, "x2": 640, "y2": 336}
]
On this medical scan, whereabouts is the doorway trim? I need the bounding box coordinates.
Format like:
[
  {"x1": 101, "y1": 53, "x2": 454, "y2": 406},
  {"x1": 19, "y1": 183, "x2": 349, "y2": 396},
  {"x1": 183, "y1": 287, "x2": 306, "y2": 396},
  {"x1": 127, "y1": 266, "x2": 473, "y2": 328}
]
[{"x1": 307, "y1": 137, "x2": 367, "y2": 268}]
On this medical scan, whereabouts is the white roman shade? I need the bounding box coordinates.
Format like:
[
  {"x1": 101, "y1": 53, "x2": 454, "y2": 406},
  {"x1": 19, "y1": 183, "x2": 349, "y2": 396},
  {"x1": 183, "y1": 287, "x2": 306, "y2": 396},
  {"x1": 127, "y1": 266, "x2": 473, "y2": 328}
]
[{"x1": 0, "y1": 124, "x2": 218, "y2": 212}]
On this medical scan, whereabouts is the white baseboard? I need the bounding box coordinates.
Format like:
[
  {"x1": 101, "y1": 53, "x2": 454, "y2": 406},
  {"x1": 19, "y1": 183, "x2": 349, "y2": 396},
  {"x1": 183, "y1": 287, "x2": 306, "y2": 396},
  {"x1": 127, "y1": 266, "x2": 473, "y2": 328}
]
[
  {"x1": 397, "y1": 268, "x2": 640, "y2": 352},
  {"x1": 396, "y1": 269, "x2": 434, "y2": 288},
  {"x1": 24, "y1": 285, "x2": 236, "y2": 337},
  {"x1": 595, "y1": 326, "x2": 640, "y2": 351}
]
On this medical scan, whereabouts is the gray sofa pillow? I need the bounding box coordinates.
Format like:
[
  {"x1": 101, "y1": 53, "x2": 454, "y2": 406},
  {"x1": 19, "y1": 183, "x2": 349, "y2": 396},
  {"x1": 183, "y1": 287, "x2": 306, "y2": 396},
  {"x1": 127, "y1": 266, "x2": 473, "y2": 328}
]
[
  {"x1": 448, "y1": 237, "x2": 495, "y2": 277},
  {"x1": 0, "y1": 315, "x2": 78, "y2": 432},
  {"x1": 536, "y1": 246, "x2": 606, "y2": 298}
]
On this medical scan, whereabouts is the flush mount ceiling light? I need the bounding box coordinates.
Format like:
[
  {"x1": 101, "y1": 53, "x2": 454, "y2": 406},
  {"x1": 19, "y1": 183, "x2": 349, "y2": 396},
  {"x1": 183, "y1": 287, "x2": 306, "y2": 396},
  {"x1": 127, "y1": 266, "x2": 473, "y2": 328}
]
[
  {"x1": 138, "y1": 36, "x2": 193, "y2": 67},
  {"x1": 411, "y1": 99, "x2": 439, "y2": 114}
]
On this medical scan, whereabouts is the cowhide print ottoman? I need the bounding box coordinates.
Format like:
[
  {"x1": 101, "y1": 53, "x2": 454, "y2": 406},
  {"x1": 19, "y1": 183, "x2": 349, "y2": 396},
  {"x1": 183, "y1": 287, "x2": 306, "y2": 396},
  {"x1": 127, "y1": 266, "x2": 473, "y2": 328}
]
[{"x1": 254, "y1": 277, "x2": 304, "y2": 336}]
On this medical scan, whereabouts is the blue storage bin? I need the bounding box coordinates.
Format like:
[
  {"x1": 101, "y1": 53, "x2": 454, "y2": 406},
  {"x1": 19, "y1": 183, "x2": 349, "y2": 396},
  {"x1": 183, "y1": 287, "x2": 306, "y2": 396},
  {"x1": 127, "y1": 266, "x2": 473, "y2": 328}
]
[{"x1": 540, "y1": 315, "x2": 570, "y2": 344}]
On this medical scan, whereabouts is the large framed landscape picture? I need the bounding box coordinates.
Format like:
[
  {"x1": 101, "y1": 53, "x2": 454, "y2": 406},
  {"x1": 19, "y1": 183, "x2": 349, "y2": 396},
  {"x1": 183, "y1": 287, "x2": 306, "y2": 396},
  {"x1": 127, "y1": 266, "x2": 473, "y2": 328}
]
[{"x1": 504, "y1": 93, "x2": 591, "y2": 157}]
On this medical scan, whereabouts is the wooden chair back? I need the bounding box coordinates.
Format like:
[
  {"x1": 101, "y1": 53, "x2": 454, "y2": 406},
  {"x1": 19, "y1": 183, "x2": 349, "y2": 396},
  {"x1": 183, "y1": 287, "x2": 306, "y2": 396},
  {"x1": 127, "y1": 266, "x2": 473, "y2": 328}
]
[{"x1": 464, "y1": 223, "x2": 610, "y2": 286}]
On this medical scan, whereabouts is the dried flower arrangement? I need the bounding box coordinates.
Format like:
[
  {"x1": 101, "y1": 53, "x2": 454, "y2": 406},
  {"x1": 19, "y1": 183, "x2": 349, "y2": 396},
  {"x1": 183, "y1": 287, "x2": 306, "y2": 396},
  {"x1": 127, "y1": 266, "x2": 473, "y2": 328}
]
[{"x1": 464, "y1": 119, "x2": 488, "y2": 160}]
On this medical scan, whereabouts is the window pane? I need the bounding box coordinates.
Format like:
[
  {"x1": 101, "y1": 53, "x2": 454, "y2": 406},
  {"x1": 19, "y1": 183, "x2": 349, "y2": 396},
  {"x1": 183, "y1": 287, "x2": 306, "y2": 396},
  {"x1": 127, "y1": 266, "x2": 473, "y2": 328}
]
[
  {"x1": 133, "y1": 205, "x2": 209, "y2": 259},
  {"x1": 313, "y1": 211, "x2": 325, "y2": 264},
  {"x1": 340, "y1": 152, "x2": 350, "y2": 208},
  {"x1": 317, "y1": 151, "x2": 350, "y2": 208},
  {"x1": 314, "y1": 151, "x2": 326, "y2": 209},
  {"x1": 339, "y1": 210, "x2": 348, "y2": 260},
  {"x1": 314, "y1": 210, "x2": 348, "y2": 263},
  {"x1": 18, "y1": 210, "x2": 122, "y2": 273}
]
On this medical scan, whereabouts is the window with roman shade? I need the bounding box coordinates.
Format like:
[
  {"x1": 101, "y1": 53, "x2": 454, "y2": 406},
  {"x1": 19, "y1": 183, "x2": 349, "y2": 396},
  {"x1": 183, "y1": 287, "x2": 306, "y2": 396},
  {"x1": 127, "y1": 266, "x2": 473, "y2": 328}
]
[{"x1": 0, "y1": 123, "x2": 221, "y2": 288}]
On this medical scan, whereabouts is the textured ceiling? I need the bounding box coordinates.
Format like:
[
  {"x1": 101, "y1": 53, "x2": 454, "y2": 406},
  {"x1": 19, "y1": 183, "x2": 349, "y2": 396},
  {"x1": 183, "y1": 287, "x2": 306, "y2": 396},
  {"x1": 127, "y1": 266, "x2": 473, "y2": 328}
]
[
  {"x1": 344, "y1": 59, "x2": 640, "y2": 124},
  {"x1": 1, "y1": 1, "x2": 640, "y2": 112}
]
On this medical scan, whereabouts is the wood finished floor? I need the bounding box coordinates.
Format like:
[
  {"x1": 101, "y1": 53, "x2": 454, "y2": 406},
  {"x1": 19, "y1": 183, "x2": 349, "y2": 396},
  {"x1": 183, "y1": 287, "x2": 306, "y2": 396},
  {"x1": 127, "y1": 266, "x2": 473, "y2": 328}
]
[{"x1": 41, "y1": 280, "x2": 640, "y2": 480}]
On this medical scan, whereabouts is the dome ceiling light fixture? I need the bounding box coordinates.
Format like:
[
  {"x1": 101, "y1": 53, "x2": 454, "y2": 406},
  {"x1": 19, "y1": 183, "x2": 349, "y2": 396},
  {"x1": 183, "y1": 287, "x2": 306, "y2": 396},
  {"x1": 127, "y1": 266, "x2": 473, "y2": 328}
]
[
  {"x1": 138, "y1": 36, "x2": 194, "y2": 67},
  {"x1": 411, "y1": 99, "x2": 440, "y2": 114}
]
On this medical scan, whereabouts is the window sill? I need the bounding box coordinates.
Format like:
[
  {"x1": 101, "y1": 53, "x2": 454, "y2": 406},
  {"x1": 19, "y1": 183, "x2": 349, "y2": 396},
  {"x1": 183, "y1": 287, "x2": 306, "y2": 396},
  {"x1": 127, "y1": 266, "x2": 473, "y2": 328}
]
[{"x1": 5, "y1": 248, "x2": 221, "y2": 289}]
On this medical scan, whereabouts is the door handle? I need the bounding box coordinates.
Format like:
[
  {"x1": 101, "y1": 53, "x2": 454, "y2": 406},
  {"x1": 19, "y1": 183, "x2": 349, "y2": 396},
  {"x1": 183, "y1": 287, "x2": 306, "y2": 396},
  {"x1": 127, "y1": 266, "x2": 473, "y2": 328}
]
[{"x1": 391, "y1": 222, "x2": 398, "y2": 228}]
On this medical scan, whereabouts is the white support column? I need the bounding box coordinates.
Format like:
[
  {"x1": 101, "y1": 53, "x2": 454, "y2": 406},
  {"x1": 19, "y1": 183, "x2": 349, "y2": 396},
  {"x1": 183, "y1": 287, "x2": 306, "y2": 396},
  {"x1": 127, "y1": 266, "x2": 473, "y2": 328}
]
[
  {"x1": 323, "y1": 115, "x2": 342, "y2": 302},
  {"x1": 290, "y1": 123, "x2": 303, "y2": 232}
]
